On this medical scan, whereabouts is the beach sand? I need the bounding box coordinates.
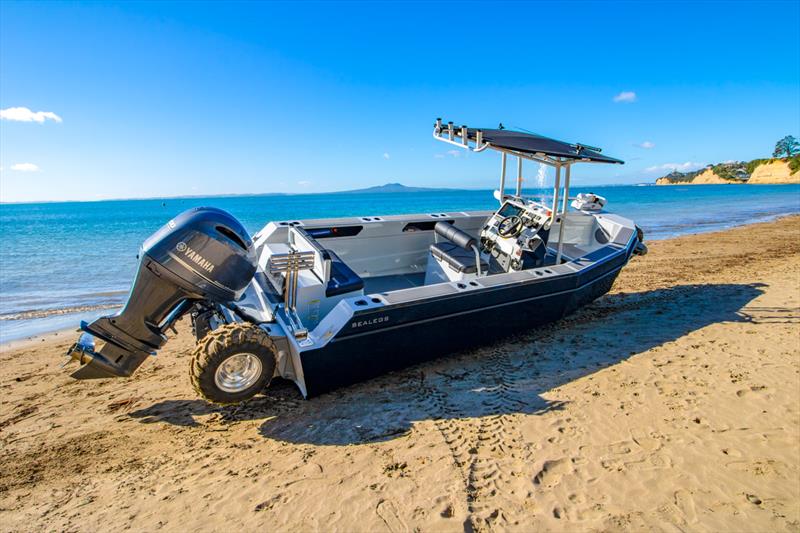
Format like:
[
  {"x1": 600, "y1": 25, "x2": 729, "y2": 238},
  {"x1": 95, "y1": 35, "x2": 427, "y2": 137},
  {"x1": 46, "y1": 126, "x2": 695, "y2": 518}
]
[{"x1": 1, "y1": 216, "x2": 799, "y2": 532}]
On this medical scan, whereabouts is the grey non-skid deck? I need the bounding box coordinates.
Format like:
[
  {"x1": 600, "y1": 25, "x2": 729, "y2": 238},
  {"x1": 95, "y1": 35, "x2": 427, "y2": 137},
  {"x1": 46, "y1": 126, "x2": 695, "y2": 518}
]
[{"x1": 362, "y1": 273, "x2": 426, "y2": 294}]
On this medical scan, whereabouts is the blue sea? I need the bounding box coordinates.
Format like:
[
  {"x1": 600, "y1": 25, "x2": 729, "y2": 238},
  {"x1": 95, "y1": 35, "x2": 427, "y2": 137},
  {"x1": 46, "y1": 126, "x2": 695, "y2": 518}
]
[{"x1": 1, "y1": 184, "x2": 799, "y2": 343}]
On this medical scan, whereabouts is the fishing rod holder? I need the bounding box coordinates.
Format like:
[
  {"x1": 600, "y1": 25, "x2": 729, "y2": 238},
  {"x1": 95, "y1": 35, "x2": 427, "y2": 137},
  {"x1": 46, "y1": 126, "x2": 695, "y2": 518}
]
[
  {"x1": 432, "y1": 118, "x2": 491, "y2": 153},
  {"x1": 268, "y1": 250, "x2": 316, "y2": 338}
]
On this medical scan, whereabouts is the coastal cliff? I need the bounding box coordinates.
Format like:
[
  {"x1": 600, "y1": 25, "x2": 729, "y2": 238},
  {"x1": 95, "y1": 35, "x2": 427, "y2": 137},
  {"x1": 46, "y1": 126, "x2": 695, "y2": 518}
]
[
  {"x1": 655, "y1": 170, "x2": 735, "y2": 185},
  {"x1": 655, "y1": 158, "x2": 799, "y2": 185},
  {"x1": 655, "y1": 163, "x2": 746, "y2": 185},
  {"x1": 655, "y1": 172, "x2": 690, "y2": 185},
  {"x1": 691, "y1": 168, "x2": 733, "y2": 184},
  {"x1": 748, "y1": 160, "x2": 800, "y2": 184}
]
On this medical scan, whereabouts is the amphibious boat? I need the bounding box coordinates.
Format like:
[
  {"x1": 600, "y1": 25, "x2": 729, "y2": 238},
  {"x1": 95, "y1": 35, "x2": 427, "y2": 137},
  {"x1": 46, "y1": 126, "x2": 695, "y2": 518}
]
[{"x1": 65, "y1": 120, "x2": 647, "y2": 404}]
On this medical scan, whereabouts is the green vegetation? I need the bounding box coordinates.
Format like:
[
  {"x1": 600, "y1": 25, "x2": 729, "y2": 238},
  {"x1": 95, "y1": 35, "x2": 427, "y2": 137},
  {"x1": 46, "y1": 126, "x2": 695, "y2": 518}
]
[
  {"x1": 745, "y1": 158, "x2": 770, "y2": 174},
  {"x1": 789, "y1": 155, "x2": 800, "y2": 173},
  {"x1": 711, "y1": 162, "x2": 748, "y2": 182},
  {"x1": 658, "y1": 169, "x2": 702, "y2": 183},
  {"x1": 773, "y1": 135, "x2": 799, "y2": 158}
]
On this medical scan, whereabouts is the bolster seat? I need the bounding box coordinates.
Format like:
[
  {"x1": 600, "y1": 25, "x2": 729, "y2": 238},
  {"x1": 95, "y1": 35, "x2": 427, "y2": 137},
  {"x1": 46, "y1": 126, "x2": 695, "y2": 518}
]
[
  {"x1": 429, "y1": 242, "x2": 489, "y2": 274},
  {"x1": 325, "y1": 250, "x2": 364, "y2": 297}
]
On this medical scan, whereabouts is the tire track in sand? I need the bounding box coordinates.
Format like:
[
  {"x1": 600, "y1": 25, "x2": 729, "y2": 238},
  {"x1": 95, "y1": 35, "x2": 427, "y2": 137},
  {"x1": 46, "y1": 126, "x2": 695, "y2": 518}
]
[{"x1": 415, "y1": 347, "x2": 535, "y2": 532}]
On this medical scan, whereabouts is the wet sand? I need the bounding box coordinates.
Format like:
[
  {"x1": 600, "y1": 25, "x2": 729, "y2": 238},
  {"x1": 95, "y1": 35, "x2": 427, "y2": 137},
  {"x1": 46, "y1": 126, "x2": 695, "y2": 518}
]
[{"x1": 1, "y1": 216, "x2": 799, "y2": 532}]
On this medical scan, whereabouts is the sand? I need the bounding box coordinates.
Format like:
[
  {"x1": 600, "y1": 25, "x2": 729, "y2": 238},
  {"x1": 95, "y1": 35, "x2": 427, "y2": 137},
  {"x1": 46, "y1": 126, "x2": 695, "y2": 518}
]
[{"x1": 1, "y1": 216, "x2": 799, "y2": 532}]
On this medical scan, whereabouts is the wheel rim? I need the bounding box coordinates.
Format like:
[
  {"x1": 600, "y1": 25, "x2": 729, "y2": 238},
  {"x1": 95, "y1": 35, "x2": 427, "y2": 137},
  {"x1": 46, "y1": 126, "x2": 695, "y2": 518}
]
[{"x1": 214, "y1": 353, "x2": 263, "y2": 393}]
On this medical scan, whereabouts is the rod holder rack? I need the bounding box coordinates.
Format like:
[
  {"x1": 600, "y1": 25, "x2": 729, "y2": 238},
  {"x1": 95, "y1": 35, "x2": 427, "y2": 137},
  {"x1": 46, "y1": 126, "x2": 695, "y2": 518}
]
[
  {"x1": 268, "y1": 250, "x2": 316, "y2": 338},
  {"x1": 434, "y1": 117, "x2": 601, "y2": 168},
  {"x1": 433, "y1": 118, "x2": 490, "y2": 153}
]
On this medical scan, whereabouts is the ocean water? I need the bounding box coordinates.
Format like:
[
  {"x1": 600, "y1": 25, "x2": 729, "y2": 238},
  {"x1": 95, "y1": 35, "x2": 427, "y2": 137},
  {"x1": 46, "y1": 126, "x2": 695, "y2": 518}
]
[{"x1": 1, "y1": 184, "x2": 799, "y2": 342}]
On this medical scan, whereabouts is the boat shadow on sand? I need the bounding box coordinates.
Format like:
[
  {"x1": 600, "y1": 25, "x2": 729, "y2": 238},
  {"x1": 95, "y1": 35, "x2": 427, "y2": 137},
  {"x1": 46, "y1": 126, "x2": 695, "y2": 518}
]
[{"x1": 130, "y1": 282, "x2": 770, "y2": 445}]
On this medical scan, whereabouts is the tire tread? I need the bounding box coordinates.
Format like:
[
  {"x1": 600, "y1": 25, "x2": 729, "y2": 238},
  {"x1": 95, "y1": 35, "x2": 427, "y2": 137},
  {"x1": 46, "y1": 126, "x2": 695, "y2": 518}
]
[{"x1": 189, "y1": 322, "x2": 277, "y2": 404}]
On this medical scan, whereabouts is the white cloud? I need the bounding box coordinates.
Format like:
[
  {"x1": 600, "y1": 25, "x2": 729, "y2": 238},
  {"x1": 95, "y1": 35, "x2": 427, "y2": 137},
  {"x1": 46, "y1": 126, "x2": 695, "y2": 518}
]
[
  {"x1": 297, "y1": 180, "x2": 311, "y2": 187},
  {"x1": 11, "y1": 163, "x2": 40, "y2": 172},
  {"x1": 1, "y1": 107, "x2": 62, "y2": 123},
  {"x1": 434, "y1": 149, "x2": 463, "y2": 159},
  {"x1": 383, "y1": 152, "x2": 390, "y2": 160},
  {"x1": 645, "y1": 161, "x2": 706, "y2": 173},
  {"x1": 613, "y1": 91, "x2": 637, "y2": 103},
  {"x1": 636, "y1": 141, "x2": 655, "y2": 149},
  {"x1": 446, "y1": 150, "x2": 461, "y2": 158}
]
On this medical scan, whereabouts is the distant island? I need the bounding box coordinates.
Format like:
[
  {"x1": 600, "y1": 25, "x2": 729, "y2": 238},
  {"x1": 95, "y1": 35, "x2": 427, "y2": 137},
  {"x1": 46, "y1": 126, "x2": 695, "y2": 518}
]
[
  {"x1": 335, "y1": 182, "x2": 454, "y2": 194},
  {"x1": 655, "y1": 135, "x2": 799, "y2": 185}
]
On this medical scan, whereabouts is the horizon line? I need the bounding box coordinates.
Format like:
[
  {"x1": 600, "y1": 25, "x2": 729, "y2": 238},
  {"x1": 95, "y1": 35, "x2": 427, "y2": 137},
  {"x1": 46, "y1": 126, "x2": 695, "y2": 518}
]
[{"x1": 0, "y1": 181, "x2": 654, "y2": 206}]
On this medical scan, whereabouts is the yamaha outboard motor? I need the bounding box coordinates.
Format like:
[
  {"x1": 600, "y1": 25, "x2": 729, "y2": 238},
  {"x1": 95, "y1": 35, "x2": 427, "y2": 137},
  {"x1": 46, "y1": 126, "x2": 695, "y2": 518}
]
[{"x1": 66, "y1": 207, "x2": 257, "y2": 380}]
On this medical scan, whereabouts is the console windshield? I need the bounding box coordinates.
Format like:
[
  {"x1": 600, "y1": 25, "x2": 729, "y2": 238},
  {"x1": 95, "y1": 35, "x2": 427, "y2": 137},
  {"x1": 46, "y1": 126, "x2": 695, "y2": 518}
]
[{"x1": 497, "y1": 202, "x2": 522, "y2": 218}]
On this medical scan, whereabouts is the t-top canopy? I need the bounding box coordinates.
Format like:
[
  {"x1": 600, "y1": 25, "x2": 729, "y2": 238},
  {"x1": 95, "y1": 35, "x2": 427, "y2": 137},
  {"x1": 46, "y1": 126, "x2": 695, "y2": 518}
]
[{"x1": 433, "y1": 120, "x2": 624, "y2": 165}]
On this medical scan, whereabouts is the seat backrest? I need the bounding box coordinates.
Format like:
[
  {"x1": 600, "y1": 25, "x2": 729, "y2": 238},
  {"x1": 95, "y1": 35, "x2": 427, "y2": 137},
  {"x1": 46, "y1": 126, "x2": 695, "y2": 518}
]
[{"x1": 434, "y1": 221, "x2": 476, "y2": 250}]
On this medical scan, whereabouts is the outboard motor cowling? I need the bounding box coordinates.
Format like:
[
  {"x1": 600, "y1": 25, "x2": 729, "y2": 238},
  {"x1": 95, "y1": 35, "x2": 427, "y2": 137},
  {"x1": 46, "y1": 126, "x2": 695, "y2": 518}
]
[{"x1": 66, "y1": 207, "x2": 257, "y2": 379}]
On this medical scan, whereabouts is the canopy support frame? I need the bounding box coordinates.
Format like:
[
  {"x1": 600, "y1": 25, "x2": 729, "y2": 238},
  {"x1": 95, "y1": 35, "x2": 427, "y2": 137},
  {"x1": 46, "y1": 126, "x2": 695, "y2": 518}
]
[
  {"x1": 432, "y1": 118, "x2": 619, "y2": 267},
  {"x1": 555, "y1": 164, "x2": 572, "y2": 265}
]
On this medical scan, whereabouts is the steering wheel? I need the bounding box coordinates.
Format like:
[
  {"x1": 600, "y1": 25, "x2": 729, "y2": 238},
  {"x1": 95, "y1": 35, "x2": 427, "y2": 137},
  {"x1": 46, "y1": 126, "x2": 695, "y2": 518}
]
[{"x1": 497, "y1": 215, "x2": 523, "y2": 238}]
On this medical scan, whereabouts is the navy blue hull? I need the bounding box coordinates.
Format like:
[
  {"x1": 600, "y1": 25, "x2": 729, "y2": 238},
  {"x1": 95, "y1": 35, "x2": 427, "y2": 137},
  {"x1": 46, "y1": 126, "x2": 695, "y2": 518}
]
[{"x1": 299, "y1": 247, "x2": 629, "y2": 397}]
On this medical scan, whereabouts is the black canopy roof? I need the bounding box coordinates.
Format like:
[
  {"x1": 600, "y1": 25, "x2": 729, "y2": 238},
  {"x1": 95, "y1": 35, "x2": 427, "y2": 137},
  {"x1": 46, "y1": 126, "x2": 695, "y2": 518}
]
[{"x1": 463, "y1": 127, "x2": 624, "y2": 165}]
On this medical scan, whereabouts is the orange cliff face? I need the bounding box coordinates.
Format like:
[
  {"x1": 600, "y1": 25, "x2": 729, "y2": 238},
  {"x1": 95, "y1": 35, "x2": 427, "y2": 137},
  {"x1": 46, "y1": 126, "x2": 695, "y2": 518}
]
[
  {"x1": 691, "y1": 168, "x2": 733, "y2": 184},
  {"x1": 748, "y1": 161, "x2": 800, "y2": 184},
  {"x1": 655, "y1": 168, "x2": 734, "y2": 185},
  {"x1": 655, "y1": 160, "x2": 799, "y2": 185},
  {"x1": 655, "y1": 177, "x2": 677, "y2": 185}
]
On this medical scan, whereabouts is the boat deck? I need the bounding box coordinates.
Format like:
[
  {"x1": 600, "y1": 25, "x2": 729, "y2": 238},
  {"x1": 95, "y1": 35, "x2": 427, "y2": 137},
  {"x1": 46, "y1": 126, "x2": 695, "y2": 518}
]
[
  {"x1": 360, "y1": 250, "x2": 571, "y2": 295},
  {"x1": 362, "y1": 273, "x2": 426, "y2": 294}
]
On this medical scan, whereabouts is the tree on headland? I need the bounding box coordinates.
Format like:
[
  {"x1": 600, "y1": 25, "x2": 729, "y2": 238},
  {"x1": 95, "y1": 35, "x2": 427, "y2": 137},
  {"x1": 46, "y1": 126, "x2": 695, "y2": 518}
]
[{"x1": 773, "y1": 135, "x2": 799, "y2": 158}]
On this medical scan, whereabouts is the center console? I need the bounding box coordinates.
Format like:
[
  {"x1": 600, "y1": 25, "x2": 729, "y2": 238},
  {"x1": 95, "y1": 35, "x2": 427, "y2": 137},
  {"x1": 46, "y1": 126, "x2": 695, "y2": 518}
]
[{"x1": 480, "y1": 197, "x2": 552, "y2": 272}]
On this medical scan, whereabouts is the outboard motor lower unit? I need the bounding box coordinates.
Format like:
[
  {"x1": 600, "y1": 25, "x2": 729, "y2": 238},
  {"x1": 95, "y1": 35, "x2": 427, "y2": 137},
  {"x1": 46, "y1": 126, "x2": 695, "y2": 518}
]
[{"x1": 67, "y1": 207, "x2": 257, "y2": 379}]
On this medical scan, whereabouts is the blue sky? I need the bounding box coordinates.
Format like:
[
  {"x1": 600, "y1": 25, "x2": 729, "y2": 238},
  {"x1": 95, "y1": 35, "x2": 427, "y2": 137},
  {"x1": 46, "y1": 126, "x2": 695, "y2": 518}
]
[{"x1": 1, "y1": 1, "x2": 798, "y2": 202}]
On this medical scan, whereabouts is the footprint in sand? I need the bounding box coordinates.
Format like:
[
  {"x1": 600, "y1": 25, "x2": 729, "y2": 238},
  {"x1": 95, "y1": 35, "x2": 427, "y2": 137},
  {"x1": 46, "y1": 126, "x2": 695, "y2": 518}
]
[
  {"x1": 630, "y1": 428, "x2": 662, "y2": 452},
  {"x1": 674, "y1": 489, "x2": 698, "y2": 524},
  {"x1": 592, "y1": 441, "x2": 633, "y2": 459},
  {"x1": 720, "y1": 447, "x2": 743, "y2": 458},
  {"x1": 736, "y1": 385, "x2": 769, "y2": 398},
  {"x1": 626, "y1": 452, "x2": 673, "y2": 471},
  {"x1": 607, "y1": 441, "x2": 633, "y2": 455},
  {"x1": 746, "y1": 493, "x2": 762, "y2": 505},
  {"x1": 725, "y1": 459, "x2": 787, "y2": 477},
  {"x1": 376, "y1": 499, "x2": 407, "y2": 532},
  {"x1": 533, "y1": 458, "x2": 572, "y2": 488}
]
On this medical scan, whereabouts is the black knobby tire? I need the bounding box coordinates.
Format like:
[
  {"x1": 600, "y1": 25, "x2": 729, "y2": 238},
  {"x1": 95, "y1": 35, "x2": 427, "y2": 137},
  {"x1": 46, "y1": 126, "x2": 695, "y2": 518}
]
[{"x1": 190, "y1": 323, "x2": 277, "y2": 404}]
